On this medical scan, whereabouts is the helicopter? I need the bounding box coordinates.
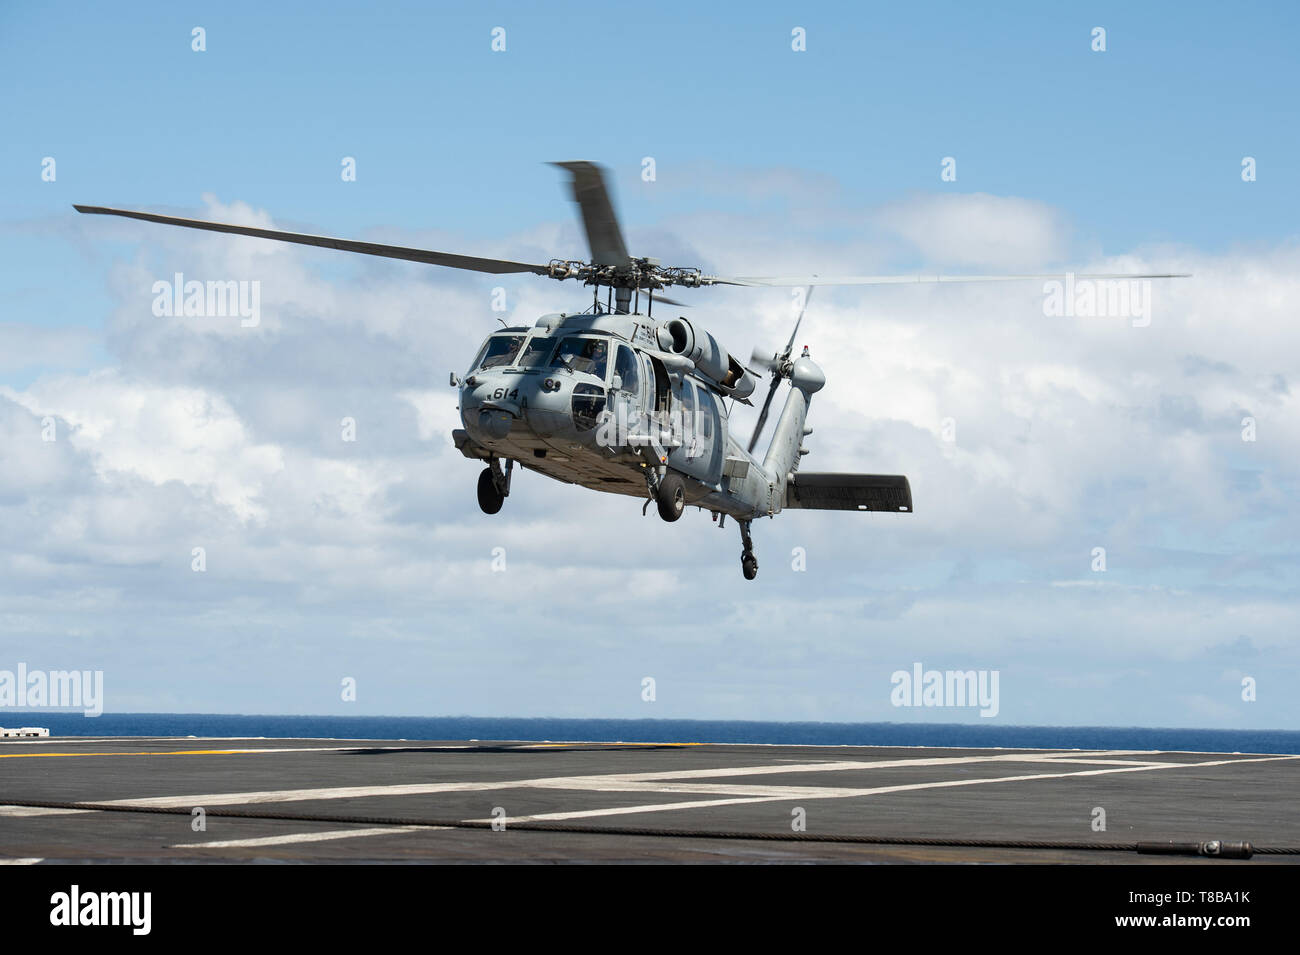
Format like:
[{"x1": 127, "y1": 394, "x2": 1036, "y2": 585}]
[{"x1": 74, "y1": 162, "x2": 1187, "y2": 578}]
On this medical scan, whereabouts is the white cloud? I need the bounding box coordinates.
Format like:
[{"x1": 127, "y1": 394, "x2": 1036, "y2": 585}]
[
  {"x1": 874, "y1": 192, "x2": 1068, "y2": 268},
  {"x1": 4, "y1": 372, "x2": 284, "y2": 522}
]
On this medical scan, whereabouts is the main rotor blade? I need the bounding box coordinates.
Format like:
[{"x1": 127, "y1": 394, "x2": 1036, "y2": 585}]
[
  {"x1": 73, "y1": 205, "x2": 553, "y2": 276},
  {"x1": 747, "y1": 375, "x2": 782, "y2": 455},
  {"x1": 549, "y1": 161, "x2": 631, "y2": 268},
  {"x1": 709, "y1": 272, "x2": 1191, "y2": 288},
  {"x1": 646, "y1": 290, "x2": 690, "y2": 308}
]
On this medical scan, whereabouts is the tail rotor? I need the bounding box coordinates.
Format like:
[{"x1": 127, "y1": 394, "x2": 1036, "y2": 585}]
[{"x1": 747, "y1": 286, "x2": 814, "y2": 454}]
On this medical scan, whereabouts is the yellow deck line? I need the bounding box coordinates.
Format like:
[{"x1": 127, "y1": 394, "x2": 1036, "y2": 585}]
[{"x1": 0, "y1": 749, "x2": 256, "y2": 759}]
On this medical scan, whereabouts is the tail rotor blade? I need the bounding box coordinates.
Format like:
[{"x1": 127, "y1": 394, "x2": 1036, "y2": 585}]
[
  {"x1": 748, "y1": 285, "x2": 816, "y2": 454},
  {"x1": 783, "y1": 285, "x2": 815, "y2": 359},
  {"x1": 750, "y1": 345, "x2": 779, "y2": 372},
  {"x1": 747, "y1": 375, "x2": 782, "y2": 454}
]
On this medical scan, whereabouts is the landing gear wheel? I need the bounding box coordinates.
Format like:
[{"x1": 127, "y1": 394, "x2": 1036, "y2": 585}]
[
  {"x1": 738, "y1": 519, "x2": 757, "y2": 579},
  {"x1": 655, "y1": 472, "x2": 686, "y2": 522},
  {"x1": 477, "y1": 467, "x2": 504, "y2": 514}
]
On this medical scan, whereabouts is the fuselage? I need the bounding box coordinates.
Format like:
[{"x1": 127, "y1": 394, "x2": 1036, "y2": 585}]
[{"x1": 454, "y1": 310, "x2": 823, "y2": 520}]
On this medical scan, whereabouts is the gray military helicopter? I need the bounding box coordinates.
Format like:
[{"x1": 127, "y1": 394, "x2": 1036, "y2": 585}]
[{"x1": 75, "y1": 162, "x2": 1186, "y2": 578}]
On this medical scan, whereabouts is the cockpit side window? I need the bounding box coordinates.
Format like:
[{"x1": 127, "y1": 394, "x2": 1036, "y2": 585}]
[
  {"x1": 677, "y1": 379, "x2": 701, "y2": 456},
  {"x1": 698, "y1": 388, "x2": 715, "y2": 439},
  {"x1": 614, "y1": 344, "x2": 640, "y2": 394},
  {"x1": 474, "y1": 334, "x2": 525, "y2": 370},
  {"x1": 678, "y1": 378, "x2": 696, "y2": 433},
  {"x1": 678, "y1": 378, "x2": 696, "y2": 412},
  {"x1": 550, "y1": 336, "x2": 609, "y2": 379}
]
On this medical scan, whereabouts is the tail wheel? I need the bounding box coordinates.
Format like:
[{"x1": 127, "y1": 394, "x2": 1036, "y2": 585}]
[
  {"x1": 655, "y1": 473, "x2": 686, "y2": 522},
  {"x1": 477, "y1": 467, "x2": 504, "y2": 514}
]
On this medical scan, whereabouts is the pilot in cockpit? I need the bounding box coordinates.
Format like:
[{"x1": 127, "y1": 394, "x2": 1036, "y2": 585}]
[{"x1": 552, "y1": 336, "x2": 609, "y2": 379}]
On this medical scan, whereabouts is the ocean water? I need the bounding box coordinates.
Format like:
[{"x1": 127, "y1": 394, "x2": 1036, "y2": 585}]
[{"x1": 9, "y1": 714, "x2": 1300, "y2": 754}]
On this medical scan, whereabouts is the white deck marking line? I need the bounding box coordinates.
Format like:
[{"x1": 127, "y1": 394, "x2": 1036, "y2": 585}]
[
  {"x1": 1004, "y1": 758, "x2": 1168, "y2": 766},
  {"x1": 470, "y1": 755, "x2": 1300, "y2": 824},
  {"x1": 172, "y1": 826, "x2": 440, "y2": 849},
  {"x1": 58, "y1": 753, "x2": 1296, "y2": 815},
  {"x1": 541, "y1": 751, "x2": 1175, "y2": 782},
  {"x1": 85, "y1": 755, "x2": 1131, "y2": 808},
  {"x1": 0, "y1": 805, "x2": 88, "y2": 817},
  {"x1": 477, "y1": 797, "x2": 786, "y2": 824},
  {"x1": 101, "y1": 779, "x2": 548, "y2": 808},
  {"x1": 0, "y1": 858, "x2": 44, "y2": 865},
  {"x1": 1029, "y1": 750, "x2": 1160, "y2": 757}
]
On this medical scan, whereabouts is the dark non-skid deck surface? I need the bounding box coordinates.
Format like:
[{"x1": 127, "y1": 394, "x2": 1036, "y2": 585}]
[{"x1": 2, "y1": 737, "x2": 1297, "y2": 863}]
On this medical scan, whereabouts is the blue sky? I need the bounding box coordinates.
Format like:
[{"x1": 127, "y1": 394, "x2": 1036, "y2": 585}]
[
  {"x1": 4, "y1": 1, "x2": 1296, "y2": 338},
  {"x1": 6, "y1": 3, "x2": 1297, "y2": 245},
  {"x1": 2, "y1": 1, "x2": 1295, "y2": 366},
  {"x1": 0, "y1": 2, "x2": 1297, "y2": 728}
]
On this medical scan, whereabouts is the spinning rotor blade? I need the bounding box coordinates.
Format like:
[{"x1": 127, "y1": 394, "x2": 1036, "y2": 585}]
[
  {"x1": 647, "y1": 290, "x2": 690, "y2": 308},
  {"x1": 73, "y1": 205, "x2": 552, "y2": 276},
  {"x1": 549, "y1": 161, "x2": 631, "y2": 267},
  {"x1": 708, "y1": 271, "x2": 1190, "y2": 287},
  {"x1": 785, "y1": 285, "x2": 814, "y2": 355},
  {"x1": 746, "y1": 375, "x2": 781, "y2": 455},
  {"x1": 749, "y1": 346, "x2": 779, "y2": 372}
]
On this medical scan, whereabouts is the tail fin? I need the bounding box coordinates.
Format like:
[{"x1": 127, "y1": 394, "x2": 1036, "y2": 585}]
[{"x1": 761, "y1": 352, "x2": 825, "y2": 502}]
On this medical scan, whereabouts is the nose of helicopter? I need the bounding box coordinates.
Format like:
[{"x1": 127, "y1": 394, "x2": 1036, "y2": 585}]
[
  {"x1": 461, "y1": 376, "x2": 518, "y2": 441},
  {"x1": 474, "y1": 407, "x2": 513, "y2": 440},
  {"x1": 461, "y1": 372, "x2": 575, "y2": 442}
]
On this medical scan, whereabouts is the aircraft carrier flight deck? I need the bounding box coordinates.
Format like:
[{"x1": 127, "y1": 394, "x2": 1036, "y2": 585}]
[{"x1": 2, "y1": 736, "x2": 1297, "y2": 864}]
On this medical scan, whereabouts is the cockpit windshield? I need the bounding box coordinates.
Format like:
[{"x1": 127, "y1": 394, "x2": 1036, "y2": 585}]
[
  {"x1": 473, "y1": 334, "x2": 525, "y2": 371},
  {"x1": 550, "y1": 335, "x2": 609, "y2": 379},
  {"x1": 517, "y1": 336, "x2": 555, "y2": 368}
]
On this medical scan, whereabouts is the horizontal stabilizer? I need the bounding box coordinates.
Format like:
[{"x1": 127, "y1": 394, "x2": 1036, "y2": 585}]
[{"x1": 785, "y1": 473, "x2": 912, "y2": 512}]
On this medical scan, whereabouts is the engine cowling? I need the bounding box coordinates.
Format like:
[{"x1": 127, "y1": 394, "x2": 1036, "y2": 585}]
[{"x1": 656, "y1": 317, "x2": 756, "y2": 400}]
